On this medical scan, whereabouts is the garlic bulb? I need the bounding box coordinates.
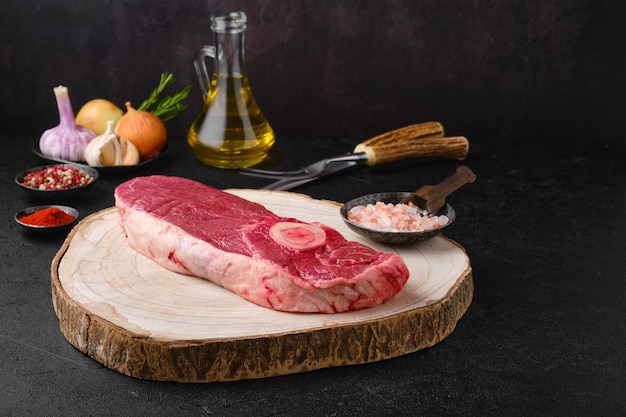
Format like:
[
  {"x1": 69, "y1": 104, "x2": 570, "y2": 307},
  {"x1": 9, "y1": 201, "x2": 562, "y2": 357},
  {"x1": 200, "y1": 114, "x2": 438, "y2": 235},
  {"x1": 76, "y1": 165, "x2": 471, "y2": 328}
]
[
  {"x1": 39, "y1": 85, "x2": 96, "y2": 162},
  {"x1": 84, "y1": 120, "x2": 140, "y2": 166}
]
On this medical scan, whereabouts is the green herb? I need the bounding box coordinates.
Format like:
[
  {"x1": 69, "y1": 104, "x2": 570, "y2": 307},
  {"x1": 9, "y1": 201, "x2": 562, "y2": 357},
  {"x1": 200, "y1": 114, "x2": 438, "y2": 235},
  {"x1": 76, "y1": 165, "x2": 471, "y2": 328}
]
[{"x1": 137, "y1": 72, "x2": 192, "y2": 122}]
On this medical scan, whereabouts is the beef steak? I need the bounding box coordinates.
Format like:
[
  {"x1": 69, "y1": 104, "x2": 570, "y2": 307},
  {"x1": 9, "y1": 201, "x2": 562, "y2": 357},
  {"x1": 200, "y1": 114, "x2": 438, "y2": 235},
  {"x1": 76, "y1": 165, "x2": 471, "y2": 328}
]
[{"x1": 114, "y1": 175, "x2": 409, "y2": 313}]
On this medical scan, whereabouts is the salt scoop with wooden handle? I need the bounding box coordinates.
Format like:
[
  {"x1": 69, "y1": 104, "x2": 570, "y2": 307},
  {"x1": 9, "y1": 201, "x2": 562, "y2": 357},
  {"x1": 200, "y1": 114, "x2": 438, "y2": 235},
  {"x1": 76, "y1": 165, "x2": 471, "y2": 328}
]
[
  {"x1": 340, "y1": 165, "x2": 476, "y2": 244},
  {"x1": 400, "y1": 165, "x2": 477, "y2": 214}
]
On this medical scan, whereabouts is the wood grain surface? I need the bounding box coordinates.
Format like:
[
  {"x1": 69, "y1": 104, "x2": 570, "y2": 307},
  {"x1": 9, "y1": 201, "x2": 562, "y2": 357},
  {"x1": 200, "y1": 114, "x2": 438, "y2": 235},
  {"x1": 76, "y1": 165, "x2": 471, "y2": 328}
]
[{"x1": 51, "y1": 189, "x2": 473, "y2": 382}]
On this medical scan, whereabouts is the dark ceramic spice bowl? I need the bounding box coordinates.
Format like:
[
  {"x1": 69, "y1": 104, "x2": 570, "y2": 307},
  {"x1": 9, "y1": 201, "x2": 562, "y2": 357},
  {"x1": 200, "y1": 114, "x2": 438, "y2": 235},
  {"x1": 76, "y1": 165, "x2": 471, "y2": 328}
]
[
  {"x1": 15, "y1": 205, "x2": 79, "y2": 234},
  {"x1": 15, "y1": 163, "x2": 98, "y2": 199},
  {"x1": 340, "y1": 192, "x2": 456, "y2": 244}
]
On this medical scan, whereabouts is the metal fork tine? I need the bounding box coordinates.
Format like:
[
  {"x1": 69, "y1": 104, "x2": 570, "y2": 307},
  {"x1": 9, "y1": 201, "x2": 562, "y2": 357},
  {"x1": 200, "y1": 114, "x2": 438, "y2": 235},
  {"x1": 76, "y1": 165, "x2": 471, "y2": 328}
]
[
  {"x1": 238, "y1": 171, "x2": 314, "y2": 180},
  {"x1": 239, "y1": 167, "x2": 307, "y2": 177},
  {"x1": 239, "y1": 153, "x2": 365, "y2": 181}
]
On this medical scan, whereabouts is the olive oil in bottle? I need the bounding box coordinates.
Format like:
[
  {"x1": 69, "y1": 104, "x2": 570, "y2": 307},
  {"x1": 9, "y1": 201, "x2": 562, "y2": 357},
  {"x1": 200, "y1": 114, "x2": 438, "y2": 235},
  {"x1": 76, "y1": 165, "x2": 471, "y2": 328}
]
[
  {"x1": 188, "y1": 11, "x2": 275, "y2": 168},
  {"x1": 187, "y1": 73, "x2": 274, "y2": 168}
]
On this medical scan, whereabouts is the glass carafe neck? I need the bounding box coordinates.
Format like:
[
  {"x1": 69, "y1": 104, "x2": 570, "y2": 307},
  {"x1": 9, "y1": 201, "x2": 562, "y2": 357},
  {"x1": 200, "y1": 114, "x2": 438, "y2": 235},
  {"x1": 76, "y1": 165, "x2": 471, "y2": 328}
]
[
  {"x1": 212, "y1": 32, "x2": 245, "y2": 75},
  {"x1": 211, "y1": 11, "x2": 247, "y2": 76}
]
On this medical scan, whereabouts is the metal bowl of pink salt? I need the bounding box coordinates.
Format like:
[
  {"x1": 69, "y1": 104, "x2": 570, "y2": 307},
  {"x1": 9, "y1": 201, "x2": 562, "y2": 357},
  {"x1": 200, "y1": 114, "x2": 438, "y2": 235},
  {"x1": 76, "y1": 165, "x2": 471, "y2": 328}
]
[{"x1": 340, "y1": 192, "x2": 456, "y2": 244}]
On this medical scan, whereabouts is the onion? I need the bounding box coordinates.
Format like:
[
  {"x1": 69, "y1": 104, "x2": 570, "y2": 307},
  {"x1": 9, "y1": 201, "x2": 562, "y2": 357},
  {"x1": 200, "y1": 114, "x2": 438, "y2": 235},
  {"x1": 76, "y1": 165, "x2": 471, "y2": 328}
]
[
  {"x1": 39, "y1": 86, "x2": 96, "y2": 162},
  {"x1": 115, "y1": 102, "x2": 167, "y2": 159},
  {"x1": 76, "y1": 99, "x2": 123, "y2": 135}
]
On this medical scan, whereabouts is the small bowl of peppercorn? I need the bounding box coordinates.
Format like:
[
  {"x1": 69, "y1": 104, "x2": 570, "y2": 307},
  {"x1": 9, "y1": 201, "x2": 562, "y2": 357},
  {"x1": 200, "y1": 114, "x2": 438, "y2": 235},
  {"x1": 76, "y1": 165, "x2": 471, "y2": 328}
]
[
  {"x1": 15, "y1": 163, "x2": 98, "y2": 199},
  {"x1": 15, "y1": 205, "x2": 79, "y2": 234}
]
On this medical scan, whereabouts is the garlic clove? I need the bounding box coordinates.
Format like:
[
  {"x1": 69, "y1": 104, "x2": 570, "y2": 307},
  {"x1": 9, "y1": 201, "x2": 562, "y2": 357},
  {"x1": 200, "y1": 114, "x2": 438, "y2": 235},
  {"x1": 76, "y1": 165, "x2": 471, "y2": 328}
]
[
  {"x1": 84, "y1": 120, "x2": 140, "y2": 166},
  {"x1": 96, "y1": 136, "x2": 118, "y2": 166},
  {"x1": 119, "y1": 137, "x2": 140, "y2": 166},
  {"x1": 84, "y1": 120, "x2": 118, "y2": 166}
]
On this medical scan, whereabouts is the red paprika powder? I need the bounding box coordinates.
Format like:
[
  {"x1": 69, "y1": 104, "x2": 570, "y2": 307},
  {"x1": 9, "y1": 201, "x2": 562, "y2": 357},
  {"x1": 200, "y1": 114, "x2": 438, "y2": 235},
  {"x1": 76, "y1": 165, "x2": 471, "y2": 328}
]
[{"x1": 19, "y1": 207, "x2": 75, "y2": 227}]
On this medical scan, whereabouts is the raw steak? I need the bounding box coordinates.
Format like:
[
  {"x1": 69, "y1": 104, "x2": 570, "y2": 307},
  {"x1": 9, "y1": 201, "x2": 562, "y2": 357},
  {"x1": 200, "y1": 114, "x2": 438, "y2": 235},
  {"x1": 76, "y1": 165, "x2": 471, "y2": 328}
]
[{"x1": 114, "y1": 176, "x2": 410, "y2": 313}]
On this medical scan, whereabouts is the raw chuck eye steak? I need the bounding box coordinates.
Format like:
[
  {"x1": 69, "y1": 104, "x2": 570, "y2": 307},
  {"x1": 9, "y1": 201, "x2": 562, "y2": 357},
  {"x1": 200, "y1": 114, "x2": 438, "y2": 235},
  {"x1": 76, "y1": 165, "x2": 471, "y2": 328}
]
[{"x1": 114, "y1": 175, "x2": 410, "y2": 313}]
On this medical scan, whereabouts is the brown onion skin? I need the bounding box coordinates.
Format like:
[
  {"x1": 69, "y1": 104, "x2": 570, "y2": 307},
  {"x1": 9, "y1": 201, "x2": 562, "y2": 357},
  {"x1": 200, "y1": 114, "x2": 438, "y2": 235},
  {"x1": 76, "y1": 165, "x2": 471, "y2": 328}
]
[{"x1": 115, "y1": 102, "x2": 167, "y2": 159}]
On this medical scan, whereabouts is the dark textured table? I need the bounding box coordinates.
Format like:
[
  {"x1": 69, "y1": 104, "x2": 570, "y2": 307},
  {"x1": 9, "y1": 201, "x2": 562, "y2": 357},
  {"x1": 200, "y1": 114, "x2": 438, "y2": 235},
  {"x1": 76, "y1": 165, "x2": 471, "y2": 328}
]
[{"x1": 2, "y1": 132, "x2": 625, "y2": 416}]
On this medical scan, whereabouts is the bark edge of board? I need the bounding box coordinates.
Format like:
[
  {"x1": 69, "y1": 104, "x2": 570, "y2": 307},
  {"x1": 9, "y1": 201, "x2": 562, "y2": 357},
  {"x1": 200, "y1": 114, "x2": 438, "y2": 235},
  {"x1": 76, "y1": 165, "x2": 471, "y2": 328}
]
[{"x1": 51, "y1": 191, "x2": 473, "y2": 382}]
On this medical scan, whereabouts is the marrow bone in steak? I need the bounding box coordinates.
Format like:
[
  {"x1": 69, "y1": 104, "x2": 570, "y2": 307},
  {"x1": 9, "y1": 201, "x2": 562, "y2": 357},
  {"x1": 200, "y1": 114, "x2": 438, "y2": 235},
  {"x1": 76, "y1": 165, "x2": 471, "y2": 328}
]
[{"x1": 114, "y1": 176, "x2": 410, "y2": 313}]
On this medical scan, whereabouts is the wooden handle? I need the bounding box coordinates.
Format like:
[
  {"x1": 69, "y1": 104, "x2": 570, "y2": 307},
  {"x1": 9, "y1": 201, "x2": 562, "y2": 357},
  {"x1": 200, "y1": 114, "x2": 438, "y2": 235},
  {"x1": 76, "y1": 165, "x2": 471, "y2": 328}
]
[
  {"x1": 353, "y1": 122, "x2": 469, "y2": 166},
  {"x1": 357, "y1": 121, "x2": 444, "y2": 147},
  {"x1": 403, "y1": 165, "x2": 477, "y2": 213}
]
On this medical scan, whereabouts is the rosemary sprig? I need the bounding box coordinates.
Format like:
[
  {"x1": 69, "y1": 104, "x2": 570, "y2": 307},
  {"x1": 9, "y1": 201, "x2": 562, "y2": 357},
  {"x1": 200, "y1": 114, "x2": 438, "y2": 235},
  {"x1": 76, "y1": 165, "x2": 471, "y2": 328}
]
[{"x1": 138, "y1": 72, "x2": 192, "y2": 122}]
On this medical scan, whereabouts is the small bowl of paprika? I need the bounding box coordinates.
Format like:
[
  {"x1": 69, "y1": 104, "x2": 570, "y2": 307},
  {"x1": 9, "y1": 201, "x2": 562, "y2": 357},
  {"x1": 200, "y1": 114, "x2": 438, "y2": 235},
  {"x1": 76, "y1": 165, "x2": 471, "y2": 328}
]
[
  {"x1": 15, "y1": 163, "x2": 98, "y2": 199},
  {"x1": 15, "y1": 205, "x2": 79, "y2": 234}
]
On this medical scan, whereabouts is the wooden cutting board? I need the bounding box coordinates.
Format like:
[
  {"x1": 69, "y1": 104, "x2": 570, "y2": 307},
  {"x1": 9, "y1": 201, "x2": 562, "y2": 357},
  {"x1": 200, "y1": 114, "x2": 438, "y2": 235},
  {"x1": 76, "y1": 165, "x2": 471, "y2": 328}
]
[{"x1": 51, "y1": 189, "x2": 473, "y2": 382}]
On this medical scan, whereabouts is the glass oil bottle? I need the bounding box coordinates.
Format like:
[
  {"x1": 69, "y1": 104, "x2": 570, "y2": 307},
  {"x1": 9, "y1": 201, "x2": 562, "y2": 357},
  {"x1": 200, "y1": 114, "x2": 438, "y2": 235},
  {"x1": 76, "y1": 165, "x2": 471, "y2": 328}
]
[{"x1": 188, "y1": 11, "x2": 275, "y2": 168}]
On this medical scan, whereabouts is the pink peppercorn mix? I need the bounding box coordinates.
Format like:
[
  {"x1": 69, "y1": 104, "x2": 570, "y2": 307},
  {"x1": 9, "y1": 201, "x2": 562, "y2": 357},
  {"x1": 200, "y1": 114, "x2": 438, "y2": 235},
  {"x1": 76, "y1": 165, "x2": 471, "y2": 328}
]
[{"x1": 21, "y1": 165, "x2": 95, "y2": 190}]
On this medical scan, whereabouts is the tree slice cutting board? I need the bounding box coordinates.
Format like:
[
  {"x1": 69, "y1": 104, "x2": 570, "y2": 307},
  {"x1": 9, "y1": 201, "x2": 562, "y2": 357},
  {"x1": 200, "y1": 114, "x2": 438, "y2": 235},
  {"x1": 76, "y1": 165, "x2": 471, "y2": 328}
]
[{"x1": 51, "y1": 189, "x2": 473, "y2": 382}]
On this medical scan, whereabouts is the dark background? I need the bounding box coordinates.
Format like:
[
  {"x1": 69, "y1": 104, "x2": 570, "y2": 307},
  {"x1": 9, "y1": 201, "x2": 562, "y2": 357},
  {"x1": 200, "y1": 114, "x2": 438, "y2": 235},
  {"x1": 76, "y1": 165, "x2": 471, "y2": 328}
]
[
  {"x1": 2, "y1": 2, "x2": 626, "y2": 415},
  {"x1": 1, "y1": 0, "x2": 625, "y2": 148}
]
